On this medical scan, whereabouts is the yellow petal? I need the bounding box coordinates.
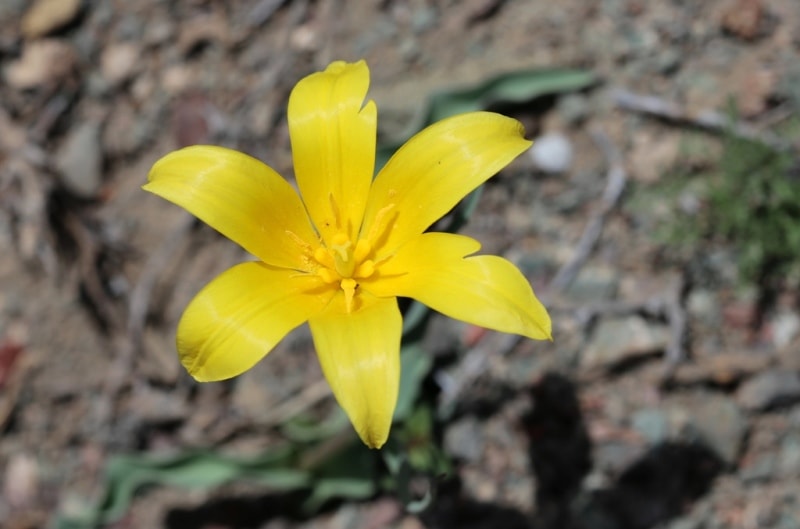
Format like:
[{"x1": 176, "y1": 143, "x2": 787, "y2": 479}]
[
  {"x1": 288, "y1": 60, "x2": 376, "y2": 245},
  {"x1": 308, "y1": 293, "x2": 401, "y2": 448},
  {"x1": 177, "y1": 262, "x2": 333, "y2": 381},
  {"x1": 362, "y1": 112, "x2": 531, "y2": 256},
  {"x1": 364, "y1": 233, "x2": 551, "y2": 340},
  {"x1": 145, "y1": 145, "x2": 318, "y2": 271}
]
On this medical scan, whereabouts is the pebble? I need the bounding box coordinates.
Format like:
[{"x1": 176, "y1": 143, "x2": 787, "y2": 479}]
[
  {"x1": 667, "y1": 518, "x2": 704, "y2": 529},
  {"x1": 631, "y1": 408, "x2": 669, "y2": 445},
  {"x1": 102, "y1": 100, "x2": 150, "y2": 157},
  {"x1": 100, "y1": 42, "x2": 142, "y2": 87},
  {"x1": 770, "y1": 311, "x2": 800, "y2": 349},
  {"x1": 557, "y1": 93, "x2": 591, "y2": 125},
  {"x1": 581, "y1": 316, "x2": 670, "y2": 370},
  {"x1": 411, "y1": 5, "x2": 438, "y2": 34},
  {"x1": 593, "y1": 440, "x2": 645, "y2": 475},
  {"x1": 739, "y1": 452, "x2": 776, "y2": 483},
  {"x1": 686, "y1": 289, "x2": 720, "y2": 326},
  {"x1": 21, "y1": 0, "x2": 82, "y2": 38},
  {"x1": 2, "y1": 453, "x2": 39, "y2": 508},
  {"x1": 128, "y1": 384, "x2": 188, "y2": 424},
  {"x1": 444, "y1": 416, "x2": 485, "y2": 463},
  {"x1": 54, "y1": 121, "x2": 103, "y2": 199},
  {"x1": 777, "y1": 434, "x2": 800, "y2": 478},
  {"x1": 529, "y1": 133, "x2": 574, "y2": 174},
  {"x1": 684, "y1": 393, "x2": 747, "y2": 465},
  {"x1": 4, "y1": 39, "x2": 76, "y2": 89},
  {"x1": 655, "y1": 48, "x2": 682, "y2": 75},
  {"x1": 564, "y1": 266, "x2": 619, "y2": 303},
  {"x1": 736, "y1": 370, "x2": 800, "y2": 411}
]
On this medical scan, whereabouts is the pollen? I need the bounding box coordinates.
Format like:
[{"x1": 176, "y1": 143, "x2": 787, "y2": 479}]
[{"x1": 311, "y1": 233, "x2": 376, "y2": 312}]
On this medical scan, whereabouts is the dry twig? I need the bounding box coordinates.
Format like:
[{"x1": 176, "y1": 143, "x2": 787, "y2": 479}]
[
  {"x1": 549, "y1": 126, "x2": 627, "y2": 292},
  {"x1": 611, "y1": 88, "x2": 792, "y2": 152}
]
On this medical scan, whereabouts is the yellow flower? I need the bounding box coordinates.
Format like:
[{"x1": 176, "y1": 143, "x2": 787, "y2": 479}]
[{"x1": 144, "y1": 60, "x2": 551, "y2": 448}]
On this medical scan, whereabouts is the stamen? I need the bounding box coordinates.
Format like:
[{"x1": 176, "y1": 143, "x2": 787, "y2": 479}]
[
  {"x1": 314, "y1": 247, "x2": 335, "y2": 269},
  {"x1": 366, "y1": 203, "x2": 396, "y2": 245},
  {"x1": 328, "y1": 193, "x2": 343, "y2": 232},
  {"x1": 286, "y1": 230, "x2": 314, "y2": 253},
  {"x1": 318, "y1": 268, "x2": 338, "y2": 283},
  {"x1": 355, "y1": 260, "x2": 375, "y2": 278},
  {"x1": 341, "y1": 278, "x2": 357, "y2": 313},
  {"x1": 353, "y1": 239, "x2": 372, "y2": 262}
]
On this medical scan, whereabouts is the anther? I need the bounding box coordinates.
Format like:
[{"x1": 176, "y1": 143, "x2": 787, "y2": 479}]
[
  {"x1": 355, "y1": 260, "x2": 375, "y2": 278},
  {"x1": 318, "y1": 269, "x2": 338, "y2": 284},
  {"x1": 314, "y1": 247, "x2": 335, "y2": 269},
  {"x1": 366, "y1": 203, "x2": 397, "y2": 244}
]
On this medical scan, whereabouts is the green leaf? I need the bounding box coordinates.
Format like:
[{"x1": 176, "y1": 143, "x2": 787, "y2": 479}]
[
  {"x1": 281, "y1": 409, "x2": 350, "y2": 442},
  {"x1": 377, "y1": 67, "x2": 596, "y2": 168},
  {"x1": 303, "y1": 441, "x2": 378, "y2": 513},
  {"x1": 394, "y1": 344, "x2": 434, "y2": 422},
  {"x1": 55, "y1": 447, "x2": 309, "y2": 529}
]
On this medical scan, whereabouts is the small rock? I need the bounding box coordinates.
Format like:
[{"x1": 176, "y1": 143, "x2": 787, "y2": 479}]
[
  {"x1": 411, "y1": 5, "x2": 438, "y2": 33},
  {"x1": 770, "y1": 311, "x2": 800, "y2": 349},
  {"x1": 444, "y1": 416, "x2": 485, "y2": 462},
  {"x1": 737, "y1": 370, "x2": 800, "y2": 411},
  {"x1": 564, "y1": 266, "x2": 619, "y2": 303},
  {"x1": 581, "y1": 316, "x2": 670, "y2": 370},
  {"x1": 4, "y1": 39, "x2": 76, "y2": 89},
  {"x1": 3, "y1": 453, "x2": 38, "y2": 508},
  {"x1": 0, "y1": 0, "x2": 26, "y2": 26},
  {"x1": 0, "y1": 108, "x2": 27, "y2": 152},
  {"x1": 721, "y1": 0, "x2": 765, "y2": 41},
  {"x1": 684, "y1": 393, "x2": 747, "y2": 464},
  {"x1": 102, "y1": 100, "x2": 150, "y2": 157},
  {"x1": 55, "y1": 121, "x2": 103, "y2": 198},
  {"x1": 178, "y1": 13, "x2": 229, "y2": 55},
  {"x1": 686, "y1": 289, "x2": 720, "y2": 326},
  {"x1": 776, "y1": 512, "x2": 800, "y2": 529},
  {"x1": 631, "y1": 408, "x2": 669, "y2": 445},
  {"x1": 128, "y1": 384, "x2": 187, "y2": 424},
  {"x1": 557, "y1": 93, "x2": 591, "y2": 125},
  {"x1": 529, "y1": 133, "x2": 574, "y2": 174},
  {"x1": 667, "y1": 518, "x2": 704, "y2": 529},
  {"x1": 777, "y1": 434, "x2": 800, "y2": 478},
  {"x1": 21, "y1": 0, "x2": 82, "y2": 38},
  {"x1": 100, "y1": 42, "x2": 141, "y2": 86},
  {"x1": 655, "y1": 48, "x2": 682, "y2": 75},
  {"x1": 739, "y1": 452, "x2": 776, "y2": 483},
  {"x1": 593, "y1": 440, "x2": 646, "y2": 475},
  {"x1": 143, "y1": 18, "x2": 175, "y2": 47}
]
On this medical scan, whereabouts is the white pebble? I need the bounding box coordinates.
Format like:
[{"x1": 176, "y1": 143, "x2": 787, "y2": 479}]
[{"x1": 529, "y1": 132, "x2": 574, "y2": 174}]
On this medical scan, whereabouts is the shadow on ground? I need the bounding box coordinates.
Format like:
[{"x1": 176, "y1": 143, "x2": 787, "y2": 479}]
[
  {"x1": 422, "y1": 372, "x2": 724, "y2": 529},
  {"x1": 163, "y1": 372, "x2": 723, "y2": 529}
]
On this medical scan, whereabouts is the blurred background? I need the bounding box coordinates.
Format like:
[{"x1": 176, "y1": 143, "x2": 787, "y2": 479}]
[{"x1": 1, "y1": 0, "x2": 799, "y2": 528}]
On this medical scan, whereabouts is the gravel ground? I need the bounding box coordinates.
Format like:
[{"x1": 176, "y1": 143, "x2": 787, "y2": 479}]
[{"x1": 1, "y1": 1, "x2": 799, "y2": 528}]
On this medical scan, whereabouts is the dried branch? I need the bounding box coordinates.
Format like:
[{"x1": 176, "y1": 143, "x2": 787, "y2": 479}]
[
  {"x1": 611, "y1": 88, "x2": 793, "y2": 152},
  {"x1": 549, "y1": 126, "x2": 627, "y2": 292}
]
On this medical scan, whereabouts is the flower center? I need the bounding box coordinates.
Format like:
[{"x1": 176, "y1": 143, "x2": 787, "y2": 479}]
[{"x1": 313, "y1": 231, "x2": 376, "y2": 312}]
